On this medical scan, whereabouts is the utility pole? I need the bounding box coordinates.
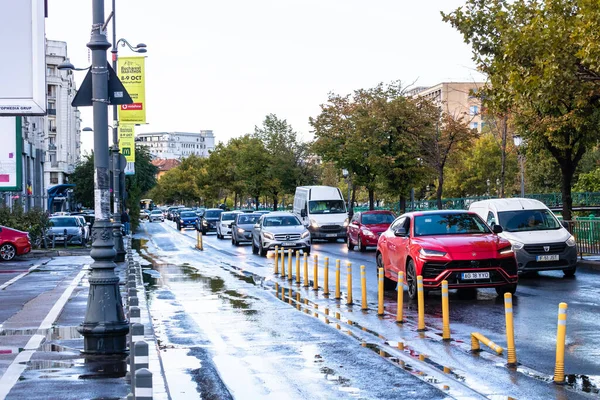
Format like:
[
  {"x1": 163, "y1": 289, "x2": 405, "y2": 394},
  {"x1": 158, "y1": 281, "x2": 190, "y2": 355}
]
[{"x1": 78, "y1": 0, "x2": 129, "y2": 354}]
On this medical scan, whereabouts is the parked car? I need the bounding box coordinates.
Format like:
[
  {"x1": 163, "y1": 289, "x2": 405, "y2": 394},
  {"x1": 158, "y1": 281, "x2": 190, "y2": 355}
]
[
  {"x1": 231, "y1": 213, "x2": 261, "y2": 245},
  {"x1": 0, "y1": 226, "x2": 31, "y2": 261},
  {"x1": 47, "y1": 216, "x2": 85, "y2": 245},
  {"x1": 198, "y1": 208, "x2": 224, "y2": 234},
  {"x1": 177, "y1": 211, "x2": 199, "y2": 230},
  {"x1": 294, "y1": 186, "x2": 348, "y2": 242},
  {"x1": 376, "y1": 210, "x2": 518, "y2": 299},
  {"x1": 252, "y1": 212, "x2": 311, "y2": 257},
  {"x1": 255, "y1": 210, "x2": 271, "y2": 215},
  {"x1": 149, "y1": 210, "x2": 164, "y2": 222},
  {"x1": 140, "y1": 209, "x2": 151, "y2": 221},
  {"x1": 216, "y1": 211, "x2": 242, "y2": 239},
  {"x1": 73, "y1": 215, "x2": 91, "y2": 242},
  {"x1": 195, "y1": 208, "x2": 206, "y2": 218},
  {"x1": 347, "y1": 210, "x2": 395, "y2": 252},
  {"x1": 469, "y1": 198, "x2": 577, "y2": 276}
]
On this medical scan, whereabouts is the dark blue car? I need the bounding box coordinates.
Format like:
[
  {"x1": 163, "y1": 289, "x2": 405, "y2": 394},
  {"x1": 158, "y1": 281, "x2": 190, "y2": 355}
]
[{"x1": 177, "y1": 211, "x2": 198, "y2": 230}]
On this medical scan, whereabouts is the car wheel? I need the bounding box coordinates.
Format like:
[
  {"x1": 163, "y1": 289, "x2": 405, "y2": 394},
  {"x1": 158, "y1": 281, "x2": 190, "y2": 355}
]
[
  {"x1": 259, "y1": 241, "x2": 267, "y2": 257},
  {"x1": 347, "y1": 235, "x2": 354, "y2": 251},
  {"x1": 357, "y1": 235, "x2": 366, "y2": 252},
  {"x1": 252, "y1": 239, "x2": 259, "y2": 255},
  {"x1": 406, "y1": 259, "x2": 418, "y2": 300},
  {"x1": 376, "y1": 252, "x2": 396, "y2": 291},
  {"x1": 563, "y1": 267, "x2": 576, "y2": 277},
  {"x1": 0, "y1": 243, "x2": 16, "y2": 261},
  {"x1": 495, "y1": 284, "x2": 517, "y2": 296}
]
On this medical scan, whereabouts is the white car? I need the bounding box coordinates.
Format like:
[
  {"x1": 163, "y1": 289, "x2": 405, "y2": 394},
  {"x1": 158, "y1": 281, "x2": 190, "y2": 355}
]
[
  {"x1": 149, "y1": 210, "x2": 164, "y2": 222},
  {"x1": 216, "y1": 211, "x2": 242, "y2": 239},
  {"x1": 73, "y1": 216, "x2": 90, "y2": 242}
]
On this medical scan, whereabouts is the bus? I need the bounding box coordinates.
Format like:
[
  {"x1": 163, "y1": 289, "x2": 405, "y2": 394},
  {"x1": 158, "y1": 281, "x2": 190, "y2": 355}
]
[{"x1": 140, "y1": 199, "x2": 155, "y2": 210}]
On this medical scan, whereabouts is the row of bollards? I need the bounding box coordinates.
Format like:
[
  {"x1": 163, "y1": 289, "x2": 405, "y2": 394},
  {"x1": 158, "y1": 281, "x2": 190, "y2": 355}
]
[
  {"x1": 125, "y1": 250, "x2": 154, "y2": 399},
  {"x1": 271, "y1": 250, "x2": 570, "y2": 385}
]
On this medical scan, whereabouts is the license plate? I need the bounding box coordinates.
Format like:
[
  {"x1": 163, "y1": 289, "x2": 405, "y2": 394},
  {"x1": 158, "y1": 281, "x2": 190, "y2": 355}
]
[
  {"x1": 56, "y1": 237, "x2": 64, "y2": 241},
  {"x1": 282, "y1": 242, "x2": 295, "y2": 247},
  {"x1": 536, "y1": 254, "x2": 559, "y2": 262},
  {"x1": 325, "y1": 233, "x2": 337, "y2": 237},
  {"x1": 461, "y1": 272, "x2": 490, "y2": 280}
]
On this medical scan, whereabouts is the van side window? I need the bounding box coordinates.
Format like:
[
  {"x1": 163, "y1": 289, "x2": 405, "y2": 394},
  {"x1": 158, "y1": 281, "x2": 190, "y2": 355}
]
[{"x1": 487, "y1": 212, "x2": 496, "y2": 226}]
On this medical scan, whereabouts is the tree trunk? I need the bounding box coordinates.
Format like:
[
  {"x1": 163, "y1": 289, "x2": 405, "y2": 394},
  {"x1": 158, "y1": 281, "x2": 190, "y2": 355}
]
[
  {"x1": 368, "y1": 188, "x2": 375, "y2": 211},
  {"x1": 234, "y1": 192, "x2": 238, "y2": 209},
  {"x1": 560, "y1": 164, "x2": 575, "y2": 221},
  {"x1": 436, "y1": 167, "x2": 444, "y2": 210},
  {"x1": 273, "y1": 195, "x2": 278, "y2": 211},
  {"x1": 350, "y1": 187, "x2": 357, "y2": 218},
  {"x1": 500, "y1": 116, "x2": 507, "y2": 198},
  {"x1": 399, "y1": 195, "x2": 406, "y2": 215},
  {"x1": 255, "y1": 196, "x2": 259, "y2": 210}
]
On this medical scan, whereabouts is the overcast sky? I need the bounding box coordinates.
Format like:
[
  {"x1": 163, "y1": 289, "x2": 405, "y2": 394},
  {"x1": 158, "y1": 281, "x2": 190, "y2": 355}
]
[{"x1": 45, "y1": 0, "x2": 484, "y2": 154}]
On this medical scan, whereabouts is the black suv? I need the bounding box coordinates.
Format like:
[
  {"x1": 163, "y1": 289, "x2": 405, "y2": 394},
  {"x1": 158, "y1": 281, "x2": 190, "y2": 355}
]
[{"x1": 198, "y1": 208, "x2": 224, "y2": 234}]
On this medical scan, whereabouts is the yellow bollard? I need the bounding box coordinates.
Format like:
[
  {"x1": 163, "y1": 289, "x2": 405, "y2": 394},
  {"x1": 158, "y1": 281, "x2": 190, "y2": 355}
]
[
  {"x1": 288, "y1": 249, "x2": 293, "y2": 281},
  {"x1": 504, "y1": 293, "x2": 517, "y2": 366},
  {"x1": 303, "y1": 254, "x2": 309, "y2": 287},
  {"x1": 346, "y1": 262, "x2": 353, "y2": 305},
  {"x1": 397, "y1": 342, "x2": 404, "y2": 351},
  {"x1": 554, "y1": 302, "x2": 568, "y2": 384},
  {"x1": 274, "y1": 246, "x2": 279, "y2": 275},
  {"x1": 417, "y1": 276, "x2": 426, "y2": 331},
  {"x1": 335, "y1": 311, "x2": 341, "y2": 320},
  {"x1": 441, "y1": 280, "x2": 451, "y2": 340},
  {"x1": 313, "y1": 255, "x2": 319, "y2": 290},
  {"x1": 295, "y1": 251, "x2": 301, "y2": 284},
  {"x1": 396, "y1": 271, "x2": 404, "y2": 324},
  {"x1": 471, "y1": 332, "x2": 503, "y2": 354},
  {"x1": 335, "y1": 260, "x2": 341, "y2": 299},
  {"x1": 360, "y1": 266, "x2": 368, "y2": 310},
  {"x1": 378, "y1": 267, "x2": 384, "y2": 316},
  {"x1": 196, "y1": 230, "x2": 204, "y2": 250},
  {"x1": 296, "y1": 292, "x2": 301, "y2": 310},
  {"x1": 281, "y1": 286, "x2": 285, "y2": 301},
  {"x1": 323, "y1": 257, "x2": 329, "y2": 296},
  {"x1": 288, "y1": 287, "x2": 293, "y2": 304},
  {"x1": 281, "y1": 248, "x2": 286, "y2": 278}
]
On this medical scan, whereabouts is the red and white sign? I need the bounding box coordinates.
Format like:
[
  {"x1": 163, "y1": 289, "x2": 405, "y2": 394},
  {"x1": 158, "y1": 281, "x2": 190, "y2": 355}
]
[{"x1": 121, "y1": 103, "x2": 143, "y2": 110}]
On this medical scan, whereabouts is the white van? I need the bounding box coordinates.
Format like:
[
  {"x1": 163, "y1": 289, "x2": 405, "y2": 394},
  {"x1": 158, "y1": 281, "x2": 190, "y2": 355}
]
[
  {"x1": 469, "y1": 198, "x2": 577, "y2": 276},
  {"x1": 293, "y1": 186, "x2": 348, "y2": 242}
]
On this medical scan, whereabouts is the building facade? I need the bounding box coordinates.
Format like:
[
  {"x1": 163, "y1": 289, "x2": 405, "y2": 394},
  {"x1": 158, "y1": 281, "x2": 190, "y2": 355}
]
[
  {"x1": 410, "y1": 82, "x2": 485, "y2": 132},
  {"x1": 136, "y1": 130, "x2": 215, "y2": 159}
]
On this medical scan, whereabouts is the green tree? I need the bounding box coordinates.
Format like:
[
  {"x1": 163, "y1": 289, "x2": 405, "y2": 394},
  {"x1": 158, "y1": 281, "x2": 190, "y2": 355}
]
[
  {"x1": 70, "y1": 152, "x2": 94, "y2": 208},
  {"x1": 443, "y1": 0, "x2": 600, "y2": 220},
  {"x1": 124, "y1": 146, "x2": 158, "y2": 231}
]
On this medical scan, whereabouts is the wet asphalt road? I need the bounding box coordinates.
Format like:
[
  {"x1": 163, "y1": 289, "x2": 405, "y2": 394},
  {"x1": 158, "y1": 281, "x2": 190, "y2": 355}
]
[{"x1": 136, "y1": 220, "x2": 600, "y2": 399}]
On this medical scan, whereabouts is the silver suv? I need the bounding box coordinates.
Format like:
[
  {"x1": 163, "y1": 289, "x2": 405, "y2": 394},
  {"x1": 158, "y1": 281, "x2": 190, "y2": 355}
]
[{"x1": 252, "y1": 212, "x2": 311, "y2": 257}]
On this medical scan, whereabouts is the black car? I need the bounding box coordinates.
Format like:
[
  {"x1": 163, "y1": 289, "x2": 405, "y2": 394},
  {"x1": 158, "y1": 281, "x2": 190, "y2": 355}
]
[{"x1": 198, "y1": 208, "x2": 224, "y2": 234}]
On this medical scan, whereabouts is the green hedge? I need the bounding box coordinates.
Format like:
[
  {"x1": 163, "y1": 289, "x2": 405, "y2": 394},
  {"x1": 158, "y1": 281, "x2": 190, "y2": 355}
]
[{"x1": 0, "y1": 203, "x2": 50, "y2": 248}]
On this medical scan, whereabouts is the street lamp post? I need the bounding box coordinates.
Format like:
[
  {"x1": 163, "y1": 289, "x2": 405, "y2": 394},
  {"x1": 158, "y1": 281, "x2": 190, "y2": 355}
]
[
  {"x1": 513, "y1": 135, "x2": 525, "y2": 197},
  {"x1": 78, "y1": 0, "x2": 128, "y2": 354},
  {"x1": 110, "y1": 0, "x2": 146, "y2": 262}
]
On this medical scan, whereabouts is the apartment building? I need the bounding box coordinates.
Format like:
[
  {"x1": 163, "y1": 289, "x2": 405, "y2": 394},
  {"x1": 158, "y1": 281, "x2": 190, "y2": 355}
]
[{"x1": 136, "y1": 130, "x2": 215, "y2": 159}]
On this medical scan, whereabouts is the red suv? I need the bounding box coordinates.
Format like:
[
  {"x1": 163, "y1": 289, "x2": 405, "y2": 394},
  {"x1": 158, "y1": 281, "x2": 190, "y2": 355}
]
[
  {"x1": 347, "y1": 210, "x2": 395, "y2": 252},
  {"x1": 0, "y1": 226, "x2": 31, "y2": 261},
  {"x1": 376, "y1": 211, "x2": 517, "y2": 299}
]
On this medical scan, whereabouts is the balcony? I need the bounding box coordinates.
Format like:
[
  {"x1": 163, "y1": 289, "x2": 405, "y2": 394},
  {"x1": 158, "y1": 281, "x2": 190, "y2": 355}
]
[{"x1": 48, "y1": 144, "x2": 57, "y2": 150}]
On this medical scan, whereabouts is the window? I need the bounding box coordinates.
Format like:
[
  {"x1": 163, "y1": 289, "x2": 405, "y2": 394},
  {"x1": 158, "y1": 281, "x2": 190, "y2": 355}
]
[
  {"x1": 487, "y1": 212, "x2": 496, "y2": 226},
  {"x1": 470, "y1": 122, "x2": 479, "y2": 130},
  {"x1": 469, "y1": 105, "x2": 479, "y2": 116}
]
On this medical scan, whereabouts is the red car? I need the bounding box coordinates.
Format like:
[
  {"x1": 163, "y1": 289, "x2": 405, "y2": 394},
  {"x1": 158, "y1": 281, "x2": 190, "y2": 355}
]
[
  {"x1": 347, "y1": 210, "x2": 395, "y2": 252},
  {"x1": 376, "y1": 210, "x2": 518, "y2": 299},
  {"x1": 0, "y1": 226, "x2": 31, "y2": 261}
]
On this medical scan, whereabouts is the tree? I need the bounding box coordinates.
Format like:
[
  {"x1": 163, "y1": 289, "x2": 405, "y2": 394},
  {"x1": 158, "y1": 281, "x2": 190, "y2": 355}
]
[
  {"x1": 443, "y1": 0, "x2": 600, "y2": 220},
  {"x1": 70, "y1": 152, "x2": 94, "y2": 208},
  {"x1": 124, "y1": 146, "x2": 158, "y2": 231}
]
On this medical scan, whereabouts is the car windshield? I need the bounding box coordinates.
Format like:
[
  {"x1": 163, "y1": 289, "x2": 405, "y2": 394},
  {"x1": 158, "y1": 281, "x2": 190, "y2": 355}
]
[
  {"x1": 263, "y1": 216, "x2": 301, "y2": 227},
  {"x1": 180, "y1": 212, "x2": 196, "y2": 218},
  {"x1": 362, "y1": 213, "x2": 394, "y2": 225},
  {"x1": 205, "y1": 210, "x2": 222, "y2": 218},
  {"x1": 221, "y1": 213, "x2": 237, "y2": 221},
  {"x1": 308, "y1": 200, "x2": 346, "y2": 214},
  {"x1": 50, "y1": 218, "x2": 78, "y2": 227},
  {"x1": 237, "y1": 215, "x2": 259, "y2": 224},
  {"x1": 414, "y1": 213, "x2": 490, "y2": 236},
  {"x1": 498, "y1": 209, "x2": 561, "y2": 232}
]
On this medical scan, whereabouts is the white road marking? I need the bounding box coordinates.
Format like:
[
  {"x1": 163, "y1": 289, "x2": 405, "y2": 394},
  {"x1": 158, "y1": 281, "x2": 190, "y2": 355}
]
[
  {"x1": 0, "y1": 265, "x2": 88, "y2": 399},
  {"x1": 0, "y1": 262, "x2": 44, "y2": 291}
]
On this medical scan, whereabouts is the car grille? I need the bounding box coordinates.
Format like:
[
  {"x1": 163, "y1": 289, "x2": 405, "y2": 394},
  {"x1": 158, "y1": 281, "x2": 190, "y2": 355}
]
[
  {"x1": 523, "y1": 243, "x2": 566, "y2": 255},
  {"x1": 422, "y1": 258, "x2": 517, "y2": 279},
  {"x1": 320, "y1": 225, "x2": 342, "y2": 232},
  {"x1": 274, "y1": 234, "x2": 301, "y2": 241}
]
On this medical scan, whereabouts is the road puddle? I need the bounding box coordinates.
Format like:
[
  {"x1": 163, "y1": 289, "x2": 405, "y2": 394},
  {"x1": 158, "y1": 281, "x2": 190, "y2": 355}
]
[{"x1": 566, "y1": 374, "x2": 600, "y2": 394}]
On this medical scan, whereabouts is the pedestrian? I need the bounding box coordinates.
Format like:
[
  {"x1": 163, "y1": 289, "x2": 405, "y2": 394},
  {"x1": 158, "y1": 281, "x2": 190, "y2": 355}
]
[{"x1": 121, "y1": 208, "x2": 131, "y2": 235}]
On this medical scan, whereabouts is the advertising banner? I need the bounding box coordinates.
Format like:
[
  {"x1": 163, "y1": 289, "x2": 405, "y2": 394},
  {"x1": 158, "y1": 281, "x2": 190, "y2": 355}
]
[
  {"x1": 0, "y1": 118, "x2": 22, "y2": 190},
  {"x1": 117, "y1": 56, "x2": 146, "y2": 124},
  {"x1": 119, "y1": 124, "x2": 136, "y2": 175}
]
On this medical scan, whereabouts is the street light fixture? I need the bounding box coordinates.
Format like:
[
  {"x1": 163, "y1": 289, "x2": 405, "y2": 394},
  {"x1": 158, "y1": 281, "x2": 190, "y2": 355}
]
[{"x1": 513, "y1": 135, "x2": 525, "y2": 197}]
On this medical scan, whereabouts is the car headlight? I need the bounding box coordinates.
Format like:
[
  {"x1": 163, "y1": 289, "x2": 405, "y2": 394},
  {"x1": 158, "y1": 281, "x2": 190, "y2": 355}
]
[
  {"x1": 419, "y1": 248, "x2": 447, "y2": 257},
  {"x1": 237, "y1": 228, "x2": 245, "y2": 234},
  {"x1": 498, "y1": 245, "x2": 514, "y2": 255},
  {"x1": 362, "y1": 229, "x2": 375, "y2": 236},
  {"x1": 202, "y1": 220, "x2": 208, "y2": 226},
  {"x1": 343, "y1": 218, "x2": 349, "y2": 228},
  {"x1": 310, "y1": 219, "x2": 319, "y2": 229},
  {"x1": 301, "y1": 231, "x2": 310, "y2": 239},
  {"x1": 180, "y1": 220, "x2": 184, "y2": 224},
  {"x1": 263, "y1": 232, "x2": 274, "y2": 240},
  {"x1": 509, "y1": 240, "x2": 524, "y2": 250},
  {"x1": 566, "y1": 235, "x2": 576, "y2": 247}
]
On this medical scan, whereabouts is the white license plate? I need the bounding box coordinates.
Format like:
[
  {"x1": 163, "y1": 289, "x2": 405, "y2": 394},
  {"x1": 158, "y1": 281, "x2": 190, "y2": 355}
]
[
  {"x1": 536, "y1": 254, "x2": 559, "y2": 262},
  {"x1": 325, "y1": 233, "x2": 337, "y2": 237},
  {"x1": 461, "y1": 272, "x2": 490, "y2": 280},
  {"x1": 281, "y1": 242, "x2": 295, "y2": 247}
]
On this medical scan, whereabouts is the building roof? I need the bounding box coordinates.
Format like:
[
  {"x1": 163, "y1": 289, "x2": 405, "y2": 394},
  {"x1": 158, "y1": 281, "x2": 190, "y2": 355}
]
[{"x1": 151, "y1": 158, "x2": 181, "y2": 172}]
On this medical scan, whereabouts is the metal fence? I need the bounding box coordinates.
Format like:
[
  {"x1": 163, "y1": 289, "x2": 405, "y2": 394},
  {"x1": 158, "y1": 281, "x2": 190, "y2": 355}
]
[{"x1": 565, "y1": 218, "x2": 600, "y2": 257}]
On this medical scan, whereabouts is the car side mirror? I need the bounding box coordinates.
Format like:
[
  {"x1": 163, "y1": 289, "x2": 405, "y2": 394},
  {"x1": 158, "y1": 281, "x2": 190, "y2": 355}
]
[
  {"x1": 394, "y1": 227, "x2": 407, "y2": 237},
  {"x1": 492, "y1": 224, "x2": 503, "y2": 234},
  {"x1": 301, "y1": 209, "x2": 307, "y2": 218}
]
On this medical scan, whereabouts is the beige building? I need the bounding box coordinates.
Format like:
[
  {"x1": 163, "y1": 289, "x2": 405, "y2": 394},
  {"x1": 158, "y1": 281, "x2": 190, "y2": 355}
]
[{"x1": 409, "y1": 82, "x2": 486, "y2": 132}]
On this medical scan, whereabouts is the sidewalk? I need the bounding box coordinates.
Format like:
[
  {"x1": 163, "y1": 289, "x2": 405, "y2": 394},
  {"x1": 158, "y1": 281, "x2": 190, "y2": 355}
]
[{"x1": 0, "y1": 241, "x2": 163, "y2": 400}]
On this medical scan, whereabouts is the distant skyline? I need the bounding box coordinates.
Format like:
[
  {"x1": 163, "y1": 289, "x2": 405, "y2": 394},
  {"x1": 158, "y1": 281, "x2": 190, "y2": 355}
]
[{"x1": 45, "y1": 0, "x2": 484, "y2": 155}]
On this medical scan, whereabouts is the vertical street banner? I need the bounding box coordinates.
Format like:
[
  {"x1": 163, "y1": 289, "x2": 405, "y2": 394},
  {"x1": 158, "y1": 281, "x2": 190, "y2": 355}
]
[
  {"x1": 119, "y1": 124, "x2": 136, "y2": 175},
  {"x1": 0, "y1": 117, "x2": 22, "y2": 190},
  {"x1": 117, "y1": 56, "x2": 146, "y2": 124}
]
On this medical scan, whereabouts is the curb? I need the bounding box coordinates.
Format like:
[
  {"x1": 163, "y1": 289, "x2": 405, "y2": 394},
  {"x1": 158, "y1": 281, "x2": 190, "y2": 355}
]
[{"x1": 576, "y1": 259, "x2": 600, "y2": 272}]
